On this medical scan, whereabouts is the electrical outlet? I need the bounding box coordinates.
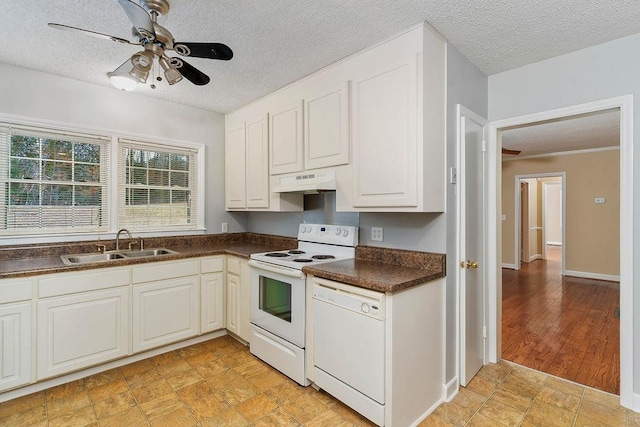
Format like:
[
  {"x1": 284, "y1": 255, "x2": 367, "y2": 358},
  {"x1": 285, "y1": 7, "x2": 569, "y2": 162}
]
[
  {"x1": 594, "y1": 197, "x2": 606, "y2": 204},
  {"x1": 371, "y1": 227, "x2": 383, "y2": 241},
  {"x1": 221, "y1": 223, "x2": 228, "y2": 233}
]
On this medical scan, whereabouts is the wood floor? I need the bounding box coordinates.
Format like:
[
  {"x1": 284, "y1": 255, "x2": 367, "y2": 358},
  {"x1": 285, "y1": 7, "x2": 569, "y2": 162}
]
[{"x1": 501, "y1": 245, "x2": 620, "y2": 395}]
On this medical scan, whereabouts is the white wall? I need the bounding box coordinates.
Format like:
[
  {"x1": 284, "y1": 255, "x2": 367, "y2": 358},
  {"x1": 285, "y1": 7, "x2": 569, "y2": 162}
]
[
  {"x1": 489, "y1": 32, "x2": 640, "y2": 398},
  {"x1": 444, "y1": 45, "x2": 489, "y2": 387},
  {"x1": 545, "y1": 182, "x2": 562, "y2": 245},
  {"x1": 0, "y1": 63, "x2": 247, "y2": 237}
]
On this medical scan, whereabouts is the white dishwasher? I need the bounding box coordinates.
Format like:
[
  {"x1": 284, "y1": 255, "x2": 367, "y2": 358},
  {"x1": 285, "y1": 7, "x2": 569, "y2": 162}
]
[{"x1": 312, "y1": 278, "x2": 386, "y2": 426}]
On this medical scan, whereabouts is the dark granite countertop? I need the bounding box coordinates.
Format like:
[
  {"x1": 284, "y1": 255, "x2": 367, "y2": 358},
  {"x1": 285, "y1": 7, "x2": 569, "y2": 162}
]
[
  {"x1": 0, "y1": 234, "x2": 446, "y2": 293},
  {"x1": 303, "y1": 246, "x2": 446, "y2": 293},
  {"x1": 0, "y1": 234, "x2": 297, "y2": 280}
]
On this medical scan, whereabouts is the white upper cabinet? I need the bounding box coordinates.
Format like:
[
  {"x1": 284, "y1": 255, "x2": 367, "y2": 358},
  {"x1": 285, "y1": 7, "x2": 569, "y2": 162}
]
[
  {"x1": 225, "y1": 123, "x2": 246, "y2": 209},
  {"x1": 337, "y1": 23, "x2": 446, "y2": 212},
  {"x1": 305, "y1": 82, "x2": 350, "y2": 170},
  {"x1": 270, "y1": 101, "x2": 304, "y2": 175},
  {"x1": 225, "y1": 113, "x2": 272, "y2": 211},
  {"x1": 245, "y1": 114, "x2": 270, "y2": 208},
  {"x1": 226, "y1": 23, "x2": 445, "y2": 212},
  {"x1": 351, "y1": 58, "x2": 418, "y2": 207}
]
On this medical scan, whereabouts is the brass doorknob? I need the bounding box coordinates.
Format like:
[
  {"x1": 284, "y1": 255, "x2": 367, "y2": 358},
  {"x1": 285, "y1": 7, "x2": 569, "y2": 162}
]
[{"x1": 466, "y1": 260, "x2": 478, "y2": 269}]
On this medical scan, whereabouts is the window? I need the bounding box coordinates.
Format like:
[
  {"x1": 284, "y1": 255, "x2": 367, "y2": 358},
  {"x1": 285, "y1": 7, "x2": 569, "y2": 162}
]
[
  {"x1": 0, "y1": 124, "x2": 109, "y2": 235},
  {"x1": 118, "y1": 139, "x2": 198, "y2": 230}
]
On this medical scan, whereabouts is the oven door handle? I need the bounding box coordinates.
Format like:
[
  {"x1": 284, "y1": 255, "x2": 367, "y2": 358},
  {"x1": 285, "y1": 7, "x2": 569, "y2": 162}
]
[{"x1": 248, "y1": 260, "x2": 306, "y2": 279}]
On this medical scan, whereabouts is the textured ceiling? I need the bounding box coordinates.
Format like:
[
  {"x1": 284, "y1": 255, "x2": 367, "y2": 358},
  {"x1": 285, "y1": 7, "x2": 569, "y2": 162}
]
[
  {"x1": 501, "y1": 109, "x2": 620, "y2": 158},
  {"x1": 2, "y1": 1, "x2": 640, "y2": 113}
]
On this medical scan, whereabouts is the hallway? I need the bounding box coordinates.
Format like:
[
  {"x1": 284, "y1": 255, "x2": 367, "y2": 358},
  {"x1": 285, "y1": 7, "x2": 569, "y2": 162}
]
[{"x1": 501, "y1": 246, "x2": 620, "y2": 394}]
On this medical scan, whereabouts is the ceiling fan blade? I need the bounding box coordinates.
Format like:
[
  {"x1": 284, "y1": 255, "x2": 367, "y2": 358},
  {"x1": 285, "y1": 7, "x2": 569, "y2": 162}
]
[
  {"x1": 117, "y1": 0, "x2": 155, "y2": 39},
  {"x1": 173, "y1": 42, "x2": 233, "y2": 60},
  {"x1": 48, "y1": 23, "x2": 141, "y2": 45},
  {"x1": 502, "y1": 148, "x2": 522, "y2": 155},
  {"x1": 170, "y1": 58, "x2": 210, "y2": 85}
]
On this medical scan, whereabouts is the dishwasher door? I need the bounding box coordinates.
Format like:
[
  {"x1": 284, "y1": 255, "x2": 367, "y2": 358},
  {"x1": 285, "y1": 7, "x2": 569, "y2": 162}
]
[{"x1": 313, "y1": 280, "x2": 385, "y2": 404}]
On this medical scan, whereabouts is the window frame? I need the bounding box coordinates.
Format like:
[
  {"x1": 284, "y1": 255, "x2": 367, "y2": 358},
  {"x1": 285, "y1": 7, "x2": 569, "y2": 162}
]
[{"x1": 0, "y1": 114, "x2": 206, "y2": 242}]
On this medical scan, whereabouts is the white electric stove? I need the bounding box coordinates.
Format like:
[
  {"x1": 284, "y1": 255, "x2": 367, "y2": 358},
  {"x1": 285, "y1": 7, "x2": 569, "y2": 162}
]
[{"x1": 248, "y1": 223, "x2": 358, "y2": 386}]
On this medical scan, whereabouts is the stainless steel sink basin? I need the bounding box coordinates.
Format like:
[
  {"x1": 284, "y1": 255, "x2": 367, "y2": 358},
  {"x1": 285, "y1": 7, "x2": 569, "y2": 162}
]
[
  {"x1": 122, "y1": 248, "x2": 178, "y2": 258},
  {"x1": 60, "y1": 248, "x2": 178, "y2": 265},
  {"x1": 61, "y1": 252, "x2": 126, "y2": 265}
]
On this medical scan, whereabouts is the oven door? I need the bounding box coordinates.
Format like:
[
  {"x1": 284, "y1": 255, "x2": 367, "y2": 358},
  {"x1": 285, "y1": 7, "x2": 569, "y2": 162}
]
[{"x1": 248, "y1": 260, "x2": 306, "y2": 348}]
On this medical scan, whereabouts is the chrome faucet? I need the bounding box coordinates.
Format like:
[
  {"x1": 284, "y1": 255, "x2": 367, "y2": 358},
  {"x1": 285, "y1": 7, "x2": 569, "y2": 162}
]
[{"x1": 115, "y1": 228, "x2": 132, "y2": 251}]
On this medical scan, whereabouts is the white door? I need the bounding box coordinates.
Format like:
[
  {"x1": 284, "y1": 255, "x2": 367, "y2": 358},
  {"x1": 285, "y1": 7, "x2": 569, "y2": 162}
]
[{"x1": 458, "y1": 105, "x2": 487, "y2": 386}]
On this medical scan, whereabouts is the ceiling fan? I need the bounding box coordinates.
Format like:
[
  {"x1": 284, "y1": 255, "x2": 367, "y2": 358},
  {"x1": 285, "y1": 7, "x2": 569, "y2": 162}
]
[{"x1": 49, "y1": 0, "x2": 233, "y2": 91}]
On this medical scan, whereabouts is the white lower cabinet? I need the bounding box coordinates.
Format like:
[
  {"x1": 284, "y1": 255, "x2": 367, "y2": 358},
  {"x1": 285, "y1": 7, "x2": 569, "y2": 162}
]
[
  {"x1": 37, "y1": 287, "x2": 129, "y2": 380},
  {"x1": 201, "y1": 256, "x2": 225, "y2": 333},
  {"x1": 132, "y1": 276, "x2": 200, "y2": 353},
  {"x1": 0, "y1": 302, "x2": 32, "y2": 392},
  {"x1": 226, "y1": 256, "x2": 250, "y2": 342}
]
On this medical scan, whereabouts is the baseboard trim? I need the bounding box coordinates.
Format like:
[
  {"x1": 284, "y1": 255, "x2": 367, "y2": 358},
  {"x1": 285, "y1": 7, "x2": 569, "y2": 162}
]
[
  {"x1": 444, "y1": 376, "x2": 459, "y2": 402},
  {"x1": 501, "y1": 263, "x2": 517, "y2": 270},
  {"x1": 0, "y1": 330, "x2": 227, "y2": 403},
  {"x1": 564, "y1": 270, "x2": 620, "y2": 282},
  {"x1": 528, "y1": 254, "x2": 542, "y2": 262},
  {"x1": 632, "y1": 391, "x2": 640, "y2": 413},
  {"x1": 411, "y1": 397, "x2": 445, "y2": 427}
]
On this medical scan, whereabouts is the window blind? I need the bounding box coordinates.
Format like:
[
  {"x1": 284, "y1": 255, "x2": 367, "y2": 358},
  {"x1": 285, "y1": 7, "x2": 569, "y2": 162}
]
[
  {"x1": 117, "y1": 139, "x2": 198, "y2": 231},
  {"x1": 0, "y1": 123, "x2": 110, "y2": 235}
]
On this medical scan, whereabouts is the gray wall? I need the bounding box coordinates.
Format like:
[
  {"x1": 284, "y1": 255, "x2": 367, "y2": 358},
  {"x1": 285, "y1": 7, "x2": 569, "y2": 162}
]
[
  {"x1": 488, "y1": 33, "x2": 640, "y2": 397},
  {"x1": 247, "y1": 193, "x2": 359, "y2": 237},
  {"x1": 444, "y1": 45, "x2": 489, "y2": 386},
  {"x1": 0, "y1": 62, "x2": 245, "y2": 238}
]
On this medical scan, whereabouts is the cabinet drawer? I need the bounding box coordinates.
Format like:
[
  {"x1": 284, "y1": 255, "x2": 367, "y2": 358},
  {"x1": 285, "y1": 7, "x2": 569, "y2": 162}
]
[
  {"x1": 132, "y1": 259, "x2": 199, "y2": 284},
  {"x1": 39, "y1": 268, "x2": 129, "y2": 298},
  {"x1": 227, "y1": 257, "x2": 241, "y2": 275},
  {"x1": 0, "y1": 279, "x2": 32, "y2": 304},
  {"x1": 201, "y1": 256, "x2": 224, "y2": 274}
]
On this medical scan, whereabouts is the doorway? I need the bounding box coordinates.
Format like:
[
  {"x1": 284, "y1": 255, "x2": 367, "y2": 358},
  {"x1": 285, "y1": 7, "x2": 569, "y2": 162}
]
[
  {"x1": 486, "y1": 96, "x2": 633, "y2": 407},
  {"x1": 513, "y1": 173, "x2": 566, "y2": 272}
]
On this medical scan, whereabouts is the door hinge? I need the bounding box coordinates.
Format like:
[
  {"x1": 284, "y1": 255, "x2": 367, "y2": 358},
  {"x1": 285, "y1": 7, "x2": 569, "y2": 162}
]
[
  {"x1": 482, "y1": 326, "x2": 487, "y2": 339},
  {"x1": 481, "y1": 139, "x2": 487, "y2": 152}
]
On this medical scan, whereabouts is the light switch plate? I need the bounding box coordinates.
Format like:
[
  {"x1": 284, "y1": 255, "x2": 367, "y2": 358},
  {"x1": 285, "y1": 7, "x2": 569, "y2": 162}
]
[{"x1": 221, "y1": 223, "x2": 228, "y2": 232}]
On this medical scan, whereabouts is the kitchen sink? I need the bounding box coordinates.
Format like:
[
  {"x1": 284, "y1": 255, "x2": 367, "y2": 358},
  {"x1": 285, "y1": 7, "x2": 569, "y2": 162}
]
[
  {"x1": 60, "y1": 248, "x2": 178, "y2": 265},
  {"x1": 61, "y1": 252, "x2": 126, "y2": 265},
  {"x1": 122, "y1": 248, "x2": 178, "y2": 258}
]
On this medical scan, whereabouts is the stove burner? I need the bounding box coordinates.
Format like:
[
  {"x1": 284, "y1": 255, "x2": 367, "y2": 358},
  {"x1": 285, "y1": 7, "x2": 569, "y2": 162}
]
[
  {"x1": 288, "y1": 250, "x2": 305, "y2": 254},
  {"x1": 265, "y1": 253, "x2": 289, "y2": 258},
  {"x1": 293, "y1": 258, "x2": 313, "y2": 263},
  {"x1": 311, "y1": 255, "x2": 335, "y2": 260}
]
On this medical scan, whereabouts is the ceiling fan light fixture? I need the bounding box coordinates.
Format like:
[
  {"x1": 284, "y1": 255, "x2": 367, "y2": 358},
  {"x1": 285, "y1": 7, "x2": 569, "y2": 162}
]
[
  {"x1": 129, "y1": 51, "x2": 153, "y2": 83},
  {"x1": 159, "y1": 56, "x2": 183, "y2": 85},
  {"x1": 107, "y1": 61, "x2": 138, "y2": 91}
]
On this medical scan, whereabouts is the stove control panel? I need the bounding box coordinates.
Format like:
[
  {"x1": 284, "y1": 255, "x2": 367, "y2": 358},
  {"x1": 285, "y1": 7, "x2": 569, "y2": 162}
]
[{"x1": 298, "y1": 224, "x2": 359, "y2": 247}]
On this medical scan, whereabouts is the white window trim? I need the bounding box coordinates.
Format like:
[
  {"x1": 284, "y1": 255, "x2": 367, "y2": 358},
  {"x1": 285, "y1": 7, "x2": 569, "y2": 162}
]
[{"x1": 0, "y1": 113, "x2": 206, "y2": 244}]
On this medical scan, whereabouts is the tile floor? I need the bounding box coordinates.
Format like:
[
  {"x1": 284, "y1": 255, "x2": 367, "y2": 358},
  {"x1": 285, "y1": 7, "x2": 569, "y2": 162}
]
[
  {"x1": 422, "y1": 360, "x2": 640, "y2": 427},
  {"x1": 0, "y1": 335, "x2": 637, "y2": 426}
]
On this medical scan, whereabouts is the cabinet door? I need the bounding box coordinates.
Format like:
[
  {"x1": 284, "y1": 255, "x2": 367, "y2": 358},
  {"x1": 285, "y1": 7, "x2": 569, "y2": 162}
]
[
  {"x1": 351, "y1": 57, "x2": 418, "y2": 207},
  {"x1": 238, "y1": 259, "x2": 251, "y2": 342},
  {"x1": 132, "y1": 277, "x2": 199, "y2": 353},
  {"x1": 225, "y1": 123, "x2": 246, "y2": 209},
  {"x1": 226, "y1": 273, "x2": 241, "y2": 337},
  {"x1": 245, "y1": 114, "x2": 270, "y2": 208},
  {"x1": 270, "y1": 101, "x2": 304, "y2": 175},
  {"x1": 201, "y1": 272, "x2": 225, "y2": 333},
  {"x1": 305, "y1": 82, "x2": 350, "y2": 170},
  {"x1": 0, "y1": 303, "x2": 31, "y2": 392},
  {"x1": 37, "y1": 288, "x2": 129, "y2": 380}
]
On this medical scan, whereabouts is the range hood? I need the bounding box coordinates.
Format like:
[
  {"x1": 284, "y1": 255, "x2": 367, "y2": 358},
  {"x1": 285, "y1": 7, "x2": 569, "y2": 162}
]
[{"x1": 272, "y1": 171, "x2": 336, "y2": 194}]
